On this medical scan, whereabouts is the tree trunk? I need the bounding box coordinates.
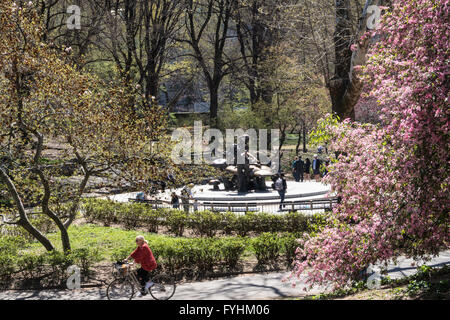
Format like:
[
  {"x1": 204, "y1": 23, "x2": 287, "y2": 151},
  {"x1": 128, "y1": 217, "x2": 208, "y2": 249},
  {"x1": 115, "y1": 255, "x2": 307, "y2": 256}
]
[
  {"x1": 145, "y1": 72, "x2": 159, "y2": 103},
  {"x1": 0, "y1": 167, "x2": 55, "y2": 252},
  {"x1": 64, "y1": 171, "x2": 90, "y2": 230},
  {"x1": 330, "y1": 0, "x2": 386, "y2": 120},
  {"x1": 35, "y1": 168, "x2": 72, "y2": 253},
  {"x1": 18, "y1": 220, "x2": 54, "y2": 252},
  {"x1": 295, "y1": 130, "x2": 302, "y2": 155},
  {"x1": 303, "y1": 123, "x2": 307, "y2": 153},
  {"x1": 209, "y1": 87, "x2": 219, "y2": 127},
  {"x1": 249, "y1": 80, "x2": 258, "y2": 108}
]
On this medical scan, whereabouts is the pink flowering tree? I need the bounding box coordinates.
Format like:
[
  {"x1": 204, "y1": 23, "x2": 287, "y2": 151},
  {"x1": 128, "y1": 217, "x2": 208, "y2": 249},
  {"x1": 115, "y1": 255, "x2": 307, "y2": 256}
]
[
  {"x1": 354, "y1": 93, "x2": 382, "y2": 124},
  {"x1": 291, "y1": 0, "x2": 449, "y2": 289}
]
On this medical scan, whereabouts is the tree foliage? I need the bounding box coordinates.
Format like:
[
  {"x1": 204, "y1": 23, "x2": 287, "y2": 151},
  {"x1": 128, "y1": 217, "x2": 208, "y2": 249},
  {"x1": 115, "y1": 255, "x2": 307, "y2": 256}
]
[
  {"x1": 291, "y1": 0, "x2": 449, "y2": 289},
  {"x1": 0, "y1": 1, "x2": 174, "y2": 252}
]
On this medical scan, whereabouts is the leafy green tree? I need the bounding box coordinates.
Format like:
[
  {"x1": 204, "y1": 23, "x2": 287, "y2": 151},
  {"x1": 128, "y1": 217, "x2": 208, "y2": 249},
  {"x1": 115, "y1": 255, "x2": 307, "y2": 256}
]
[{"x1": 0, "y1": 2, "x2": 174, "y2": 253}]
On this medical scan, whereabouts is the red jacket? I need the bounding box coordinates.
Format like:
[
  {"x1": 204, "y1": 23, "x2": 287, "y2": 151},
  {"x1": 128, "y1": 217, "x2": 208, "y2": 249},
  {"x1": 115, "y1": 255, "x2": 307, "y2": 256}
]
[{"x1": 130, "y1": 242, "x2": 157, "y2": 272}]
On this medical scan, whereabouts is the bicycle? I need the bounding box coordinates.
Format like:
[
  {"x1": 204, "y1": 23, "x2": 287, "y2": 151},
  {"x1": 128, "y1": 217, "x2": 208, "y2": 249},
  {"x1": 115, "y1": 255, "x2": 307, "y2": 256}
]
[{"x1": 106, "y1": 262, "x2": 176, "y2": 300}]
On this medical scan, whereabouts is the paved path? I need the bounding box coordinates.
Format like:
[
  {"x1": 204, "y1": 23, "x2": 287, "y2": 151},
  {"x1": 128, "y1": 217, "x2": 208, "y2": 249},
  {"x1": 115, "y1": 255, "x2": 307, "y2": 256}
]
[
  {"x1": 1, "y1": 251, "x2": 448, "y2": 300},
  {"x1": 109, "y1": 181, "x2": 331, "y2": 203},
  {"x1": 108, "y1": 181, "x2": 332, "y2": 214}
]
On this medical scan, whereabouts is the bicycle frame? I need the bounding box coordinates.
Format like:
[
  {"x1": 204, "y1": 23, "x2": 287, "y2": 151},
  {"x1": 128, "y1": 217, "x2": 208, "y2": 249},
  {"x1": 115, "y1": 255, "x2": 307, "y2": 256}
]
[
  {"x1": 126, "y1": 269, "x2": 142, "y2": 290},
  {"x1": 109, "y1": 263, "x2": 176, "y2": 300},
  {"x1": 119, "y1": 264, "x2": 154, "y2": 291}
]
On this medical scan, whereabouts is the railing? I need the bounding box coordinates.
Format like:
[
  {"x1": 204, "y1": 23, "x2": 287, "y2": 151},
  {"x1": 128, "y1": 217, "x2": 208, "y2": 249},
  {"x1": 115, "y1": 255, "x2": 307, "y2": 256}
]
[{"x1": 128, "y1": 197, "x2": 339, "y2": 214}]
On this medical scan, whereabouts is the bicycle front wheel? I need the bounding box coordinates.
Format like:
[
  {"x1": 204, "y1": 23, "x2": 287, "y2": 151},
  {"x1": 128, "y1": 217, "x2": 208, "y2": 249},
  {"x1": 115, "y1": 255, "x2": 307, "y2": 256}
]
[
  {"x1": 149, "y1": 275, "x2": 176, "y2": 300},
  {"x1": 107, "y1": 278, "x2": 135, "y2": 300}
]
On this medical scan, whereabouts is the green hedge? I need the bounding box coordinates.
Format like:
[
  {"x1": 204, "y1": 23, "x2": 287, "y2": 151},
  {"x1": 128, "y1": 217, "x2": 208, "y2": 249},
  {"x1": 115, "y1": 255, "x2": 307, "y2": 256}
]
[
  {"x1": 189, "y1": 210, "x2": 223, "y2": 237},
  {"x1": 111, "y1": 236, "x2": 249, "y2": 274},
  {"x1": 280, "y1": 233, "x2": 303, "y2": 267},
  {"x1": 0, "y1": 240, "x2": 101, "y2": 289},
  {"x1": 252, "y1": 232, "x2": 281, "y2": 264},
  {"x1": 0, "y1": 231, "x2": 304, "y2": 286},
  {"x1": 110, "y1": 232, "x2": 302, "y2": 275},
  {"x1": 82, "y1": 198, "x2": 320, "y2": 237},
  {"x1": 0, "y1": 236, "x2": 25, "y2": 280}
]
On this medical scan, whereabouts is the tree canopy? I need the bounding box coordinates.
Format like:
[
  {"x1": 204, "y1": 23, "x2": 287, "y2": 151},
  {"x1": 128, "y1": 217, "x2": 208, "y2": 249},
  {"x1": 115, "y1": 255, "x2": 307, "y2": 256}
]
[{"x1": 291, "y1": 0, "x2": 449, "y2": 288}]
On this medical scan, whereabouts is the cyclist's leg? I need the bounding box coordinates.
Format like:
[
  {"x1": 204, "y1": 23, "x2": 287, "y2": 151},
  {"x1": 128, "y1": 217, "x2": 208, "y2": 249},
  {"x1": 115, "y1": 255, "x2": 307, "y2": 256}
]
[{"x1": 136, "y1": 268, "x2": 150, "y2": 293}]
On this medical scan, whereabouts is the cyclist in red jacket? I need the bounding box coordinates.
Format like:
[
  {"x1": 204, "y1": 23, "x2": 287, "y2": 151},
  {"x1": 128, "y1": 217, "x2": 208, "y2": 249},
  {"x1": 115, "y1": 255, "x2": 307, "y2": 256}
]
[{"x1": 125, "y1": 235, "x2": 157, "y2": 297}]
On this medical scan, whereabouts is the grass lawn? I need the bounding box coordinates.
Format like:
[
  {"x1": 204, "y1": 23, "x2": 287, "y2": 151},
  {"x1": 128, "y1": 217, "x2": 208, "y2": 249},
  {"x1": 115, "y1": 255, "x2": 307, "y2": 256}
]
[
  {"x1": 22, "y1": 224, "x2": 257, "y2": 262},
  {"x1": 23, "y1": 224, "x2": 184, "y2": 260}
]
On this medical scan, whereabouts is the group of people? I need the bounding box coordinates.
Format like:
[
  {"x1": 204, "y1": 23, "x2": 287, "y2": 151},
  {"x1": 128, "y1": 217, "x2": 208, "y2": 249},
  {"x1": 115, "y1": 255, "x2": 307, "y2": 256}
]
[
  {"x1": 136, "y1": 183, "x2": 200, "y2": 212},
  {"x1": 170, "y1": 184, "x2": 199, "y2": 212},
  {"x1": 291, "y1": 154, "x2": 328, "y2": 182},
  {"x1": 128, "y1": 159, "x2": 332, "y2": 297}
]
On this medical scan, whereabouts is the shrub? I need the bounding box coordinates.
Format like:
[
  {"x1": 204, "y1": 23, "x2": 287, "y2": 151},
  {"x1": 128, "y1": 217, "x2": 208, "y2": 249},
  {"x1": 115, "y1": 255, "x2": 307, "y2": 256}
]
[
  {"x1": 234, "y1": 212, "x2": 257, "y2": 236},
  {"x1": 111, "y1": 246, "x2": 135, "y2": 262},
  {"x1": 252, "y1": 233, "x2": 281, "y2": 265},
  {"x1": 109, "y1": 237, "x2": 251, "y2": 276},
  {"x1": 0, "y1": 236, "x2": 27, "y2": 280},
  {"x1": 189, "y1": 210, "x2": 223, "y2": 237},
  {"x1": 219, "y1": 237, "x2": 248, "y2": 270},
  {"x1": 253, "y1": 212, "x2": 271, "y2": 233},
  {"x1": 222, "y1": 212, "x2": 237, "y2": 235},
  {"x1": 191, "y1": 238, "x2": 221, "y2": 274},
  {"x1": 17, "y1": 253, "x2": 46, "y2": 279},
  {"x1": 83, "y1": 198, "x2": 117, "y2": 226},
  {"x1": 307, "y1": 213, "x2": 328, "y2": 234},
  {"x1": 163, "y1": 209, "x2": 188, "y2": 237},
  {"x1": 254, "y1": 212, "x2": 285, "y2": 233},
  {"x1": 80, "y1": 199, "x2": 322, "y2": 236},
  {"x1": 119, "y1": 203, "x2": 145, "y2": 230},
  {"x1": 69, "y1": 248, "x2": 101, "y2": 277},
  {"x1": 6, "y1": 248, "x2": 101, "y2": 287},
  {"x1": 141, "y1": 209, "x2": 163, "y2": 233},
  {"x1": 158, "y1": 239, "x2": 189, "y2": 274},
  {"x1": 283, "y1": 212, "x2": 310, "y2": 233},
  {"x1": 82, "y1": 198, "x2": 98, "y2": 223},
  {"x1": 281, "y1": 233, "x2": 303, "y2": 267},
  {"x1": 46, "y1": 250, "x2": 75, "y2": 284},
  {"x1": 0, "y1": 253, "x2": 15, "y2": 280}
]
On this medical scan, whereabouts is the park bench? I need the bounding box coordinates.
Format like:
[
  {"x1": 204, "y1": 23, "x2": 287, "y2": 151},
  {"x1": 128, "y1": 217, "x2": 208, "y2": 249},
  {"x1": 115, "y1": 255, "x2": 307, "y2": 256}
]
[
  {"x1": 202, "y1": 202, "x2": 259, "y2": 213},
  {"x1": 128, "y1": 196, "x2": 339, "y2": 213},
  {"x1": 128, "y1": 198, "x2": 166, "y2": 209},
  {"x1": 278, "y1": 198, "x2": 339, "y2": 212}
]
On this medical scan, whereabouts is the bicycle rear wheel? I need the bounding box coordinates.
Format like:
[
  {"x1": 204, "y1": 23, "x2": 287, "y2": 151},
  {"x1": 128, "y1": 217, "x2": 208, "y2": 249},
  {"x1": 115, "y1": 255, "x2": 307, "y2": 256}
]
[
  {"x1": 149, "y1": 275, "x2": 176, "y2": 300},
  {"x1": 107, "y1": 278, "x2": 134, "y2": 300}
]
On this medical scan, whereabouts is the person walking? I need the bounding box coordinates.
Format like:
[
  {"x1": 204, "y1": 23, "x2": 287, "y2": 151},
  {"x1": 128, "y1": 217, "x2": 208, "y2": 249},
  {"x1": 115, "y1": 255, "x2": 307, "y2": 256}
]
[
  {"x1": 274, "y1": 173, "x2": 287, "y2": 211},
  {"x1": 180, "y1": 184, "x2": 193, "y2": 213},
  {"x1": 312, "y1": 154, "x2": 321, "y2": 182},
  {"x1": 136, "y1": 191, "x2": 145, "y2": 200},
  {"x1": 295, "y1": 156, "x2": 305, "y2": 182},
  {"x1": 171, "y1": 192, "x2": 179, "y2": 209},
  {"x1": 304, "y1": 158, "x2": 311, "y2": 181}
]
